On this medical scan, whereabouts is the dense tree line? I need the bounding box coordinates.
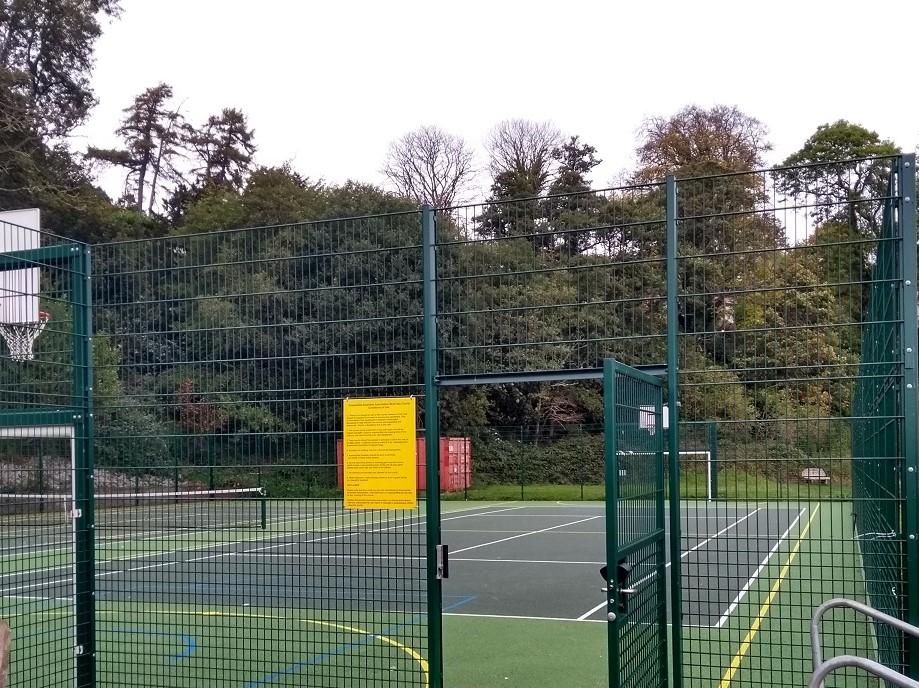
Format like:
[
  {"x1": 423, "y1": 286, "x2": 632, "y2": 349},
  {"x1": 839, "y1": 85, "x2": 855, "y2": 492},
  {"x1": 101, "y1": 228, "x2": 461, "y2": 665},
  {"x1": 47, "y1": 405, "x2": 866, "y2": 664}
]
[{"x1": 0, "y1": 3, "x2": 913, "y2": 491}]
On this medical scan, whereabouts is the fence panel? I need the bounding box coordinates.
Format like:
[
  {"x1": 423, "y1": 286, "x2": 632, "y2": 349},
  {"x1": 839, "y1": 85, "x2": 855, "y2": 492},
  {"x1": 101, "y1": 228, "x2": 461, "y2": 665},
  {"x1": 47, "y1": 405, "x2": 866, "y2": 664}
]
[
  {"x1": 674, "y1": 156, "x2": 910, "y2": 686},
  {"x1": 92, "y1": 213, "x2": 432, "y2": 687},
  {"x1": 2, "y1": 154, "x2": 912, "y2": 688},
  {"x1": 0, "y1": 217, "x2": 93, "y2": 688}
]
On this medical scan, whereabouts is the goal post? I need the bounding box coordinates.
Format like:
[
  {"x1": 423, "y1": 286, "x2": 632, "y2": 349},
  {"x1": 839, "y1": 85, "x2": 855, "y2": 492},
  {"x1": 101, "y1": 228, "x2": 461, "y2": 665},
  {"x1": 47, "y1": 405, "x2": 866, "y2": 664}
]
[
  {"x1": 0, "y1": 423, "x2": 78, "y2": 687},
  {"x1": 617, "y1": 450, "x2": 714, "y2": 501},
  {"x1": 639, "y1": 407, "x2": 719, "y2": 501}
]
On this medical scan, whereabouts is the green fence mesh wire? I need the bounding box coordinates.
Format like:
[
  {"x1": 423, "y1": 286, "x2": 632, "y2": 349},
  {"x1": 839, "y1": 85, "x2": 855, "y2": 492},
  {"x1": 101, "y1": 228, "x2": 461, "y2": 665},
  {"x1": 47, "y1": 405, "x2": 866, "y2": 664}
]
[
  {"x1": 89, "y1": 213, "x2": 431, "y2": 687},
  {"x1": 606, "y1": 362, "x2": 667, "y2": 688},
  {"x1": 675, "y1": 157, "x2": 915, "y2": 686},
  {"x1": 0, "y1": 218, "x2": 92, "y2": 688},
  {"x1": 1, "y1": 155, "x2": 916, "y2": 688},
  {"x1": 851, "y1": 166, "x2": 912, "y2": 674}
]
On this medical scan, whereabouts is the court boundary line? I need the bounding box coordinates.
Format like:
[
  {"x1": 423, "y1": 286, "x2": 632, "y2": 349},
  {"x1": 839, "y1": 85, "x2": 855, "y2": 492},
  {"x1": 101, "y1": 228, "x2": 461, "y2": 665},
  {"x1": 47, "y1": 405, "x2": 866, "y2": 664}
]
[
  {"x1": 449, "y1": 515, "x2": 603, "y2": 555},
  {"x1": 714, "y1": 507, "x2": 807, "y2": 629},
  {"x1": 445, "y1": 611, "x2": 606, "y2": 624},
  {"x1": 1, "y1": 498, "x2": 519, "y2": 558},
  {"x1": 0, "y1": 503, "x2": 523, "y2": 594},
  {"x1": 574, "y1": 507, "x2": 763, "y2": 622},
  {"x1": 229, "y1": 553, "x2": 606, "y2": 565},
  {"x1": 717, "y1": 504, "x2": 820, "y2": 687}
]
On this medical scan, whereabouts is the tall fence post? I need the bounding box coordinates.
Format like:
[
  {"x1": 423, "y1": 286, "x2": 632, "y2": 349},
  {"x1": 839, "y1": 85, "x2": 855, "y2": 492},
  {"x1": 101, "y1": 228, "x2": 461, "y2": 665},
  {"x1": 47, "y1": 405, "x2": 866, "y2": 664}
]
[
  {"x1": 666, "y1": 175, "x2": 684, "y2": 687},
  {"x1": 73, "y1": 244, "x2": 96, "y2": 686},
  {"x1": 708, "y1": 422, "x2": 718, "y2": 501},
  {"x1": 422, "y1": 207, "x2": 444, "y2": 688},
  {"x1": 898, "y1": 153, "x2": 919, "y2": 678}
]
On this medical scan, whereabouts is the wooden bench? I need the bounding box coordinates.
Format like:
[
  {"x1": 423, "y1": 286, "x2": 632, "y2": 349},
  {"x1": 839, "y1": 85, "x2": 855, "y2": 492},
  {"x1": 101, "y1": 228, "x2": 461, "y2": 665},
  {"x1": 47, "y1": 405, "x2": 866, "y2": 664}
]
[{"x1": 801, "y1": 468, "x2": 830, "y2": 485}]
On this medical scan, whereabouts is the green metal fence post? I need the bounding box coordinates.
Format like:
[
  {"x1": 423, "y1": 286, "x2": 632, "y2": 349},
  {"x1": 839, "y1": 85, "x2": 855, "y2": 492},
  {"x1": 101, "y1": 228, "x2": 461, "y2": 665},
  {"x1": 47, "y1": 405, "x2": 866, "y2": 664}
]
[
  {"x1": 73, "y1": 244, "x2": 96, "y2": 686},
  {"x1": 708, "y1": 422, "x2": 718, "y2": 501},
  {"x1": 37, "y1": 439, "x2": 44, "y2": 497},
  {"x1": 666, "y1": 174, "x2": 683, "y2": 687},
  {"x1": 656, "y1": 376, "x2": 669, "y2": 683},
  {"x1": 208, "y1": 433, "x2": 216, "y2": 491},
  {"x1": 899, "y1": 153, "x2": 919, "y2": 678},
  {"x1": 520, "y1": 426, "x2": 525, "y2": 500},
  {"x1": 422, "y1": 206, "x2": 444, "y2": 688},
  {"x1": 603, "y1": 359, "x2": 620, "y2": 685}
]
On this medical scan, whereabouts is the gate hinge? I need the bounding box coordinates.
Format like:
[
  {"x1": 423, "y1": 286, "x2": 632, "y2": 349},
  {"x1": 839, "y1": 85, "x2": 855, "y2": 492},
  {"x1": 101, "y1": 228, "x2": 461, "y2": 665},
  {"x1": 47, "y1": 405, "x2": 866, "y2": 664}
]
[{"x1": 436, "y1": 544, "x2": 449, "y2": 580}]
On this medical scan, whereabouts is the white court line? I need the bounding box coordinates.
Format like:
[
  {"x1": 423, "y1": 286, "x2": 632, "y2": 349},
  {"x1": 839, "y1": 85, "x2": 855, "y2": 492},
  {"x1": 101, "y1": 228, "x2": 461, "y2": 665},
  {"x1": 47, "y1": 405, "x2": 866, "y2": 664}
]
[
  {"x1": 119, "y1": 503, "x2": 524, "y2": 563},
  {"x1": 575, "y1": 507, "x2": 763, "y2": 621},
  {"x1": 0, "y1": 577, "x2": 72, "y2": 594},
  {"x1": 445, "y1": 611, "x2": 606, "y2": 624},
  {"x1": 714, "y1": 507, "x2": 807, "y2": 628},
  {"x1": 1, "y1": 508, "x2": 350, "y2": 556},
  {"x1": 221, "y1": 504, "x2": 530, "y2": 558},
  {"x1": 450, "y1": 515, "x2": 603, "y2": 555},
  {"x1": 230, "y1": 553, "x2": 427, "y2": 561},
  {"x1": 3, "y1": 593, "x2": 73, "y2": 603},
  {"x1": 0, "y1": 502, "x2": 518, "y2": 593},
  {"x1": 230, "y1": 553, "x2": 604, "y2": 565},
  {"x1": 454, "y1": 557, "x2": 603, "y2": 565},
  {"x1": 443, "y1": 529, "x2": 608, "y2": 534},
  {"x1": 2, "y1": 496, "x2": 475, "y2": 558},
  {"x1": 442, "y1": 611, "x2": 719, "y2": 628}
]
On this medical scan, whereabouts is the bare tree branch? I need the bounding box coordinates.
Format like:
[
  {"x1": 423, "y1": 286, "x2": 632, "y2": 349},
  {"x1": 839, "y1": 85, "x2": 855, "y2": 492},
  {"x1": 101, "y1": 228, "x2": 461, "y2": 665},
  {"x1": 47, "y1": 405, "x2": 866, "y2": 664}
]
[
  {"x1": 486, "y1": 119, "x2": 561, "y2": 195},
  {"x1": 382, "y1": 125, "x2": 476, "y2": 208}
]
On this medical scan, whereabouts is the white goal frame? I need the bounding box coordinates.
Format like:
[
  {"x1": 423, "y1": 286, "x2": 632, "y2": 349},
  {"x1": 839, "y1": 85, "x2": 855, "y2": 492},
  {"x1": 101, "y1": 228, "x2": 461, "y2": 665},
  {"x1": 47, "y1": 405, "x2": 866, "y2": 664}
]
[{"x1": 0, "y1": 424, "x2": 77, "y2": 686}]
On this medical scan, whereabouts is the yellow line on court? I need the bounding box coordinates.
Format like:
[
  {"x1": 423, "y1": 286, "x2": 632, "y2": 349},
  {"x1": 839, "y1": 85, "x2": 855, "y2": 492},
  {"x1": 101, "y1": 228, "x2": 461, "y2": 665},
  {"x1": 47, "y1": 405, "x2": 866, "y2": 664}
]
[
  {"x1": 718, "y1": 504, "x2": 821, "y2": 687},
  {"x1": 98, "y1": 607, "x2": 430, "y2": 687}
]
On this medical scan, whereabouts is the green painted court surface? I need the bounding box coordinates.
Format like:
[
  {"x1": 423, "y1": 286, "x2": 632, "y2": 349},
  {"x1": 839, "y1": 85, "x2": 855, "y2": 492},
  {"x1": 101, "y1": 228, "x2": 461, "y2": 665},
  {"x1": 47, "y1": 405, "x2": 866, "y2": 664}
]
[{"x1": 2, "y1": 500, "x2": 875, "y2": 687}]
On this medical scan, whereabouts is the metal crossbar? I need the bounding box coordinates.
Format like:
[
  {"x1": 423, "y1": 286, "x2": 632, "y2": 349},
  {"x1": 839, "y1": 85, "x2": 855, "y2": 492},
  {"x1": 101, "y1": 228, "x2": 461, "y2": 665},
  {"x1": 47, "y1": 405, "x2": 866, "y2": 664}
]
[{"x1": 810, "y1": 598, "x2": 919, "y2": 688}]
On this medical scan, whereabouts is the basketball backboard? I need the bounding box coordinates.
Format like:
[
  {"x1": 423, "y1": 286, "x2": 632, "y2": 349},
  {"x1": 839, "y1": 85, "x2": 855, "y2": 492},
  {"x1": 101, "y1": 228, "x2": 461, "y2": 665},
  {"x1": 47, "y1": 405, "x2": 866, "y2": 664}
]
[
  {"x1": 0, "y1": 208, "x2": 40, "y2": 325},
  {"x1": 639, "y1": 405, "x2": 669, "y2": 434}
]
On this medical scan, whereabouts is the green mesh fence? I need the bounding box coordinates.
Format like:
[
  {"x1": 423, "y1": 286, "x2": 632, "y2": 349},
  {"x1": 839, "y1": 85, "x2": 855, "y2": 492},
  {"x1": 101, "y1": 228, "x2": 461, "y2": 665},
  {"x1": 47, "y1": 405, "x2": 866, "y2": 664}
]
[
  {"x1": 605, "y1": 361, "x2": 667, "y2": 688},
  {"x1": 1, "y1": 155, "x2": 917, "y2": 688},
  {"x1": 675, "y1": 157, "x2": 917, "y2": 687},
  {"x1": 0, "y1": 218, "x2": 93, "y2": 688},
  {"x1": 89, "y1": 214, "x2": 433, "y2": 687},
  {"x1": 850, "y1": 166, "x2": 913, "y2": 673}
]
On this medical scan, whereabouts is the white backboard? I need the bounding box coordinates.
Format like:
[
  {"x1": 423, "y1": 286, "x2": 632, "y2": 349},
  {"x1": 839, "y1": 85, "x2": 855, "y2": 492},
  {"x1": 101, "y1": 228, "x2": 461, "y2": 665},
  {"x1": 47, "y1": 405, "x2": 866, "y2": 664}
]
[
  {"x1": 639, "y1": 405, "x2": 669, "y2": 434},
  {"x1": 0, "y1": 208, "x2": 40, "y2": 324}
]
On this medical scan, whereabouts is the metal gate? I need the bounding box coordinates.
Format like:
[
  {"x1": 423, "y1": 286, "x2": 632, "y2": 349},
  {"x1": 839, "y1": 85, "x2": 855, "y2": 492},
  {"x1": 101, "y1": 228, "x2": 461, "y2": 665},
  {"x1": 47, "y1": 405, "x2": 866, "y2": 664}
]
[
  {"x1": 0, "y1": 212, "x2": 94, "y2": 688},
  {"x1": 604, "y1": 359, "x2": 668, "y2": 688}
]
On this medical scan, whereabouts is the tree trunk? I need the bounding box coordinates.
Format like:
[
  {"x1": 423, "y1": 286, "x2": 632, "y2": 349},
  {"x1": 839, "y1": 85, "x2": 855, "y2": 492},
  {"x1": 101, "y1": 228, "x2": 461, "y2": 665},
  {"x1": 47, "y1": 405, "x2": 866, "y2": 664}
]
[{"x1": 135, "y1": 162, "x2": 147, "y2": 213}]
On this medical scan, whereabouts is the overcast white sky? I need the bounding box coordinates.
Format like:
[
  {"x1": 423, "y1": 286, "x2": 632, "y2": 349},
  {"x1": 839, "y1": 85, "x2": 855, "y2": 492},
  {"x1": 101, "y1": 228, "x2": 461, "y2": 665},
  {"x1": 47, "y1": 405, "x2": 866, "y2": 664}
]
[{"x1": 75, "y1": 0, "x2": 919, "y2": 202}]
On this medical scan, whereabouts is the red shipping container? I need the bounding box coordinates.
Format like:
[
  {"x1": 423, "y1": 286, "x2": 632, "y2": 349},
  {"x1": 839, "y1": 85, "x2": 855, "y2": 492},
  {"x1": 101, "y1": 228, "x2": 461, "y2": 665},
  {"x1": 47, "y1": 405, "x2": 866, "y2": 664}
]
[{"x1": 336, "y1": 437, "x2": 471, "y2": 493}]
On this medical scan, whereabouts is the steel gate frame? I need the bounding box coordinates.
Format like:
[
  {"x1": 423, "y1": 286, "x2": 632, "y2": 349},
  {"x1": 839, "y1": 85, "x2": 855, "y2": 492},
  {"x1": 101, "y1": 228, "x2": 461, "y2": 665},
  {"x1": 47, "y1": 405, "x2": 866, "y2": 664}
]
[
  {"x1": 424, "y1": 206, "x2": 684, "y2": 688},
  {"x1": 0, "y1": 240, "x2": 95, "y2": 686}
]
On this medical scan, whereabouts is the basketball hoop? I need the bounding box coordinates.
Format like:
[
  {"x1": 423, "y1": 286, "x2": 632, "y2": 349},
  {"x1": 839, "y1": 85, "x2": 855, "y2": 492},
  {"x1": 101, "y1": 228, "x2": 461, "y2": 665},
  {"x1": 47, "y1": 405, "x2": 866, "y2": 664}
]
[{"x1": 0, "y1": 311, "x2": 49, "y2": 362}]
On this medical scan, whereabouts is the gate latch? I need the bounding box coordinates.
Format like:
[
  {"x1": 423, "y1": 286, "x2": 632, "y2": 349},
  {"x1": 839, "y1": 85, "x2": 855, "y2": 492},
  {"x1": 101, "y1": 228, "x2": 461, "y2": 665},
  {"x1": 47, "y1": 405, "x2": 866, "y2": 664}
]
[
  {"x1": 436, "y1": 544, "x2": 449, "y2": 580},
  {"x1": 600, "y1": 561, "x2": 636, "y2": 614}
]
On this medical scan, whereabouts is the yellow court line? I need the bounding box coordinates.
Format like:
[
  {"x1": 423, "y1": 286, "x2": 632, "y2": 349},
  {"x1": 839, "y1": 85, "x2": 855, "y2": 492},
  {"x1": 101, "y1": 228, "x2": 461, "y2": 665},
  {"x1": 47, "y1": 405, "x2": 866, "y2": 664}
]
[
  {"x1": 718, "y1": 504, "x2": 821, "y2": 687},
  {"x1": 105, "y1": 608, "x2": 430, "y2": 687}
]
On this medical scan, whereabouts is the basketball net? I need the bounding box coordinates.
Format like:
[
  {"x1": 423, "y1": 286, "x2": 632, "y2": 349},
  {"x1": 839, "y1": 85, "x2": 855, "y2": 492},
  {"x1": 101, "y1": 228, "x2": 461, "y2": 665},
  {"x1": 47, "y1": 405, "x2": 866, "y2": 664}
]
[{"x1": 0, "y1": 311, "x2": 49, "y2": 362}]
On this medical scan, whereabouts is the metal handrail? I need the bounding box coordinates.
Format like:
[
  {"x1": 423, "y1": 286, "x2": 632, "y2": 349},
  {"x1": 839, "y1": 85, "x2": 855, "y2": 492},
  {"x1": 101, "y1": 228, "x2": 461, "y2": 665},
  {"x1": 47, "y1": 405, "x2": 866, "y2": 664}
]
[
  {"x1": 811, "y1": 598, "x2": 919, "y2": 688},
  {"x1": 811, "y1": 655, "x2": 919, "y2": 687}
]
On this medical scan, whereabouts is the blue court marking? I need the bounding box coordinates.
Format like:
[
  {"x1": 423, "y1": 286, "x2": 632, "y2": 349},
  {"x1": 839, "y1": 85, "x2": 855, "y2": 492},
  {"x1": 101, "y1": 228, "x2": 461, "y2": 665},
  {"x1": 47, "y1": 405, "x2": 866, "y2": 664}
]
[
  {"x1": 246, "y1": 596, "x2": 477, "y2": 687},
  {"x1": 443, "y1": 595, "x2": 477, "y2": 612},
  {"x1": 114, "y1": 628, "x2": 197, "y2": 663}
]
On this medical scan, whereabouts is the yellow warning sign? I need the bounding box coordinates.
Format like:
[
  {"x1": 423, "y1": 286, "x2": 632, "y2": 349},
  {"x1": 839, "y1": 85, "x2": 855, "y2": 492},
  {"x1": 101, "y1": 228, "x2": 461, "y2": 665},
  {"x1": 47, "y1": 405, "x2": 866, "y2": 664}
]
[{"x1": 343, "y1": 397, "x2": 417, "y2": 510}]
